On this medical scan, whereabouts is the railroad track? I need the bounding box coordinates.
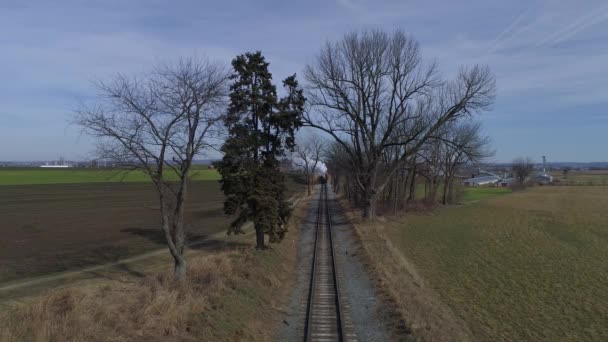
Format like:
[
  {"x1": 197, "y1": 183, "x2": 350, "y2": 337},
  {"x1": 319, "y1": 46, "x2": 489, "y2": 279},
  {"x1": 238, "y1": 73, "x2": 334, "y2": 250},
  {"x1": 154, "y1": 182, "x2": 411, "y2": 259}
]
[{"x1": 304, "y1": 183, "x2": 356, "y2": 342}]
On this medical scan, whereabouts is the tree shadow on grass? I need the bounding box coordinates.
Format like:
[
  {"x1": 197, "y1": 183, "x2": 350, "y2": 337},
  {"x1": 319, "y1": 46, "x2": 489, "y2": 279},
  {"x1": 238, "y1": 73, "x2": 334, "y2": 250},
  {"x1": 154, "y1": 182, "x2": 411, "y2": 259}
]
[
  {"x1": 192, "y1": 207, "x2": 225, "y2": 219},
  {"x1": 120, "y1": 227, "x2": 249, "y2": 252}
]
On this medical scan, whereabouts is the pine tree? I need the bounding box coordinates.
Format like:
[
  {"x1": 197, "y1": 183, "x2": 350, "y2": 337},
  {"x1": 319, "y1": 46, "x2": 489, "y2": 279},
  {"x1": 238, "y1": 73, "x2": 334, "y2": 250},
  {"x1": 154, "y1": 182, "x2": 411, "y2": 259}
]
[{"x1": 218, "y1": 51, "x2": 305, "y2": 250}]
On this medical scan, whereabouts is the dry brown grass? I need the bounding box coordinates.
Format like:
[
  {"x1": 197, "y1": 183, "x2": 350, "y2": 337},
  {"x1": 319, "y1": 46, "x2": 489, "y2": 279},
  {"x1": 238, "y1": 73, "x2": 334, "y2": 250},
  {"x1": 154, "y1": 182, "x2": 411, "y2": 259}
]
[
  {"x1": 0, "y1": 251, "x2": 239, "y2": 341},
  {"x1": 338, "y1": 199, "x2": 473, "y2": 342},
  {"x1": 0, "y1": 195, "x2": 308, "y2": 342},
  {"x1": 350, "y1": 186, "x2": 608, "y2": 341}
]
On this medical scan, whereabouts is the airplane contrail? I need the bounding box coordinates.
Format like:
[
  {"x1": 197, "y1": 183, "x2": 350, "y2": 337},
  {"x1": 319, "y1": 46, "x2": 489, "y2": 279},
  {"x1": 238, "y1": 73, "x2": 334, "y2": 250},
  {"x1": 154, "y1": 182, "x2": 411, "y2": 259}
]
[
  {"x1": 483, "y1": 1, "x2": 608, "y2": 60},
  {"x1": 485, "y1": 5, "x2": 536, "y2": 56},
  {"x1": 536, "y1": 3, "x2": 608, "y2": 47},
  {"x1": 551, "y1": 10, "x2": 608, "y2": 45}
]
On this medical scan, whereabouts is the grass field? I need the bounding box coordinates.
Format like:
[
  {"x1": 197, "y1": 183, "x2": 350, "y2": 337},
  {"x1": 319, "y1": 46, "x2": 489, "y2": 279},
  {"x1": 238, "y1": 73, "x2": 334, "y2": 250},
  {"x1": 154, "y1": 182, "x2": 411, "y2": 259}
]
[
  {"x1": 462, "y1": 186, "x2": 511, "y2": 203},
  {"x1": 550, "y1": 170, "x2": 608, "y2": 186},
  {"x1": 0, "y1": 166, "x2": 219, "y2": 185},
  {"x1": 376, "y1": 186, "x2": 608, "y2": 340},
  {"x1": 410, "y1": 183, "x2": 511, "y2": 204}
]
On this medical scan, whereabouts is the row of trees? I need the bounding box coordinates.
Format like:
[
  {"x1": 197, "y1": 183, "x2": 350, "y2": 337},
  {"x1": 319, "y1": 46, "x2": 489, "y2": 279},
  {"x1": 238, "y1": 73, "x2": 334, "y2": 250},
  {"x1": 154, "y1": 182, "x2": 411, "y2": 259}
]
[
  {"x1": 306, "y1": 30, "x2": 496, "y2": 218},
  {"x1": 325, "y1": 119, "x2": 493, "y2": 214},
  {"x1": 76, "y1": 29, "x2": 496, "y2": 279},
  {"x1": 293, "y1": 135, "x2": 325, "y2": 196}
]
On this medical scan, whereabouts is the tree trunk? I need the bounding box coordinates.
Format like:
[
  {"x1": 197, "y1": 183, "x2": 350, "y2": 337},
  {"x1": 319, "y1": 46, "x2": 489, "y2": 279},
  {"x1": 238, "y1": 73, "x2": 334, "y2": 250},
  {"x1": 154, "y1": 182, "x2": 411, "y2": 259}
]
[
  {"x1": 407, "y1": 167, "x2": 417, "y2": 203},
  {"x1": 442, "y1": 174, "x2": 450, "y2": 205},
  {"x1": 346, "y1": 176, "x2": 353, "y2": 204},
  {"x1": 430, "y1": 176, "x2": 439, "y2": 202},
  {"x1": 162, "y1": 219, "x2": 187, "y2": 281},
  {"x1": 392, "y1": 179, "x2": 398, "y2": 214},
  {"x1": 174, "y1": 254, "x2": 187, "y2": 279},
  {"x1": 307, "y1": 175, "x2": 312, "y2": 196},
  {"x1": 332, "y1": 176, "x2": 339, "y2": 194},
  {"x1": 255, "y1": 226, "x2": 265, "y2": 250},
  {"x1": 173, "y1": 178, "x2": 188, "y2": 279},
  {"x1": 158, "y1": 185, "x2": 188, "y2": 281},
  {"x1": 363, "y1": 189, "x2": 377, "y2": 219}
]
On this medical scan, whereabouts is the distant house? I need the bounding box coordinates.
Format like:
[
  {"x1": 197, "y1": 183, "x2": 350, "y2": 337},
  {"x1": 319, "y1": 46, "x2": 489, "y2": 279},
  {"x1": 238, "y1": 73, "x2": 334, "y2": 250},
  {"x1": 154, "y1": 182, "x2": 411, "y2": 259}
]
[
  {"x1": 532, "y1": 173, "x2": 553, "y2": 185},
  {"x1": 463, "y1": 171, "x2": 501, "y2": 187},
  {"x1": 500, "y1": 178, "x2": 516, "y2": 187}
]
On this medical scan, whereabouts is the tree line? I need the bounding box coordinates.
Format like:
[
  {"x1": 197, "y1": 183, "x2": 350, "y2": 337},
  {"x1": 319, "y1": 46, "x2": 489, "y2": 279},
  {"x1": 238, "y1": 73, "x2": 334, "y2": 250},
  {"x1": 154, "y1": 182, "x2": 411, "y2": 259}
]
[
  {"x1": 75, "y1": 29, "x2": 496, "y2": 279},
  {"x1": 307, "y1": 30, "x2": 495, "y2": 218}
]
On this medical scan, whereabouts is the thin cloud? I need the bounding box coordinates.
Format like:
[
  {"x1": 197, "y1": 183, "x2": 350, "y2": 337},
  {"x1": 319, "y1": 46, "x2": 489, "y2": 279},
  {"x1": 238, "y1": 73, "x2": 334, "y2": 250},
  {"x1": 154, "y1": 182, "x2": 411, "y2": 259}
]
[
  {"x1": 536, "y1": 3, "x2": 608, "y2": 47},
  {"x1": 481, "y1": 1, "x2": 608, "y2": 57},
  {"x1": 1, "y1": 0, "x2": 607, "y2": 162},
  {"x1": 336, "y1": 0, "x2": 359, "y2": 11},
  {"x1": 334, "y1": 0, "x2": 418, "y2": 24},
  {"x1": 483, "y1": 5, "x2": 538, "y2": 57}
]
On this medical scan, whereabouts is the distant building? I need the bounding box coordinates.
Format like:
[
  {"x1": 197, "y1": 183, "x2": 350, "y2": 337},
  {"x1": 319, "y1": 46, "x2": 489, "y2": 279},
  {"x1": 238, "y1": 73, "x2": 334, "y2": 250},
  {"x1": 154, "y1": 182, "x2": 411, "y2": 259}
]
[
  {"x1": 533, "y1": 174, "x2": 552, "y2": 184},
  {"x1": 500, "y1": 178, "x2": 517, "y2": 187},
  {"x1": 464, "y1": 175, "x2": 501, "y2": 187},
  {"x1": 532, "y1": 156, "x2": 553, "y2": 185},
  {"x1": 40, "y1": 164, "x2": 70, "y2": 168},
  {"x1": 463, "y1": 170, "x2": 505, "y2": 187},
  {"x1": 40, "y1": 157, "x2": 71, "y2": 168}
]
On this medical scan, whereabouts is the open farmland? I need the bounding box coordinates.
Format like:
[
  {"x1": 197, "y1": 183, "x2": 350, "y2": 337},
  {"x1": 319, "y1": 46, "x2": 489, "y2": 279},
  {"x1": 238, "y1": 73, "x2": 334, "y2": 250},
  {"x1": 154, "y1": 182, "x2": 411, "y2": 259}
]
[
  {"x1": 0, "y1": 166, "x2": 220, "y2": 185},
  {"x1": 550, "y1": 169, "x2": 608, "y2": 186},
  {"x1": 0, "y1": 181, "x2": 230, "y2": 284},
  {"x1": 462, "y1": 186, "x2": 511, "y2": 203},
  {"x1": 0, "y1": 194, "x2": 311, "y2": 342},
  {"x1": 410, "y1": 183, "x2": 511, "y2": 204},
  {"x1": 364, "y1": 186, "x2": 608, "y2": 340},
  {"x1": 0, "y1": 174, "x2": 304, "y2": 286}
]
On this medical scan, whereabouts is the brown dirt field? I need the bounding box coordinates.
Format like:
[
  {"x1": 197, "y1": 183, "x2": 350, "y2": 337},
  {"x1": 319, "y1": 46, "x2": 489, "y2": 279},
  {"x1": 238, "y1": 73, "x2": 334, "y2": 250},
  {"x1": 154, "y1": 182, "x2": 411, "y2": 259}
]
[
  {"x1": 0, "y1": 188, "x2": 309, "y2": 342},
  {"x1": 0, "y1": 181, "x2": 232, "y2": 283}
]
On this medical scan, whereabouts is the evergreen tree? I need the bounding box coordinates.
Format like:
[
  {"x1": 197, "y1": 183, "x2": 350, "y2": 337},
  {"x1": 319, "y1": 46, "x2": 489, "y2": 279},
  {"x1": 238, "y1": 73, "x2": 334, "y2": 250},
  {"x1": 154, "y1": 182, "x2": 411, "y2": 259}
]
[{"x1": 218, "y1": 51, "x2": 305, "y2": 250}]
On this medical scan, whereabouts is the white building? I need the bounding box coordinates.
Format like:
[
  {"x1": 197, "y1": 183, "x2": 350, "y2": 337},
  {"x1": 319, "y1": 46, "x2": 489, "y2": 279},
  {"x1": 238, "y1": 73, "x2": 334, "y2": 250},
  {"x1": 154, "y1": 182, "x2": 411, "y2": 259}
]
[
  {"x1": 40, "y1": 164, "x2": 70, "y2": 168},
  {"x1": 532, "y1": 156, "x2": 553, "y2": 185},
  {"x1": 40, "y1": 158, "x2": 71, "y2": 168},
  {"x1": 463, "y1": 171, "x2": 501, "y2": 187}
]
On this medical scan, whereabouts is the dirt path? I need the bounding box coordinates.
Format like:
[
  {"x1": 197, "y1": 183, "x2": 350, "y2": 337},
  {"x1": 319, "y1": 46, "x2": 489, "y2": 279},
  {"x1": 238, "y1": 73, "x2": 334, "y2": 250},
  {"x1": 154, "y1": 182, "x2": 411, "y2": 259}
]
[
  {"x1": 0, "y1": 229, "x2": 234, "y2": 292},
  {"x1": 0, "y1": 195, "x2": 304, "y2": 302},
  {"x1": 0, "y1": 229, "x2": 256, "y2": 303}
]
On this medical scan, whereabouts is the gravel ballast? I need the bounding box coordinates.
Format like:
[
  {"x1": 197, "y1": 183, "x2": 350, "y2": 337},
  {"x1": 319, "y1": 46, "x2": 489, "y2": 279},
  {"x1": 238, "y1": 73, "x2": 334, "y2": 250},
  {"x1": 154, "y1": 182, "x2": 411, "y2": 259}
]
[{"x1": 277, "y1": 185, "x2": 393, "y2": 341}]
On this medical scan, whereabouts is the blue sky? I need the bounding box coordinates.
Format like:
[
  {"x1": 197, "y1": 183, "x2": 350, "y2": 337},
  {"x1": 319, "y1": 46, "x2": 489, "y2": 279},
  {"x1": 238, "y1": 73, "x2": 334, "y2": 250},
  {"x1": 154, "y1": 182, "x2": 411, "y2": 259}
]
[{"x1": 1, "y1": 0, "x2": 607, "y2": 162}]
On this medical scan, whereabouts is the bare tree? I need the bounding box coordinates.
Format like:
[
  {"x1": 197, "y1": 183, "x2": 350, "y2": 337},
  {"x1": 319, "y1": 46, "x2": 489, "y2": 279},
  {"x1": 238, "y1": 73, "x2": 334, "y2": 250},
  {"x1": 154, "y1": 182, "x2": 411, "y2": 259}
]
[
  {"x1": 512, "y1": 157, "x2": 535, "y2": 184},
  {"x1": 438, "y1": 121, "x2": 493, "y2": 204},
  {"x1": 562, "y1": 166, "x2": 571, "y2": 180},
  {"x1": 416, "y1": 138, "x2": 443, "y2": 202},
  {"x1": 293, "y1": 134, "x2": 325, "y2": 195},
  {"x1": 324, "y1": 141, "x2": 357, "y2": 201},
  {"x1": 304, "y1": 29, "x2": 495, "y2": 219},
  {"x1": 74, "y1": 58, "x2": 228, "y2": 279}
]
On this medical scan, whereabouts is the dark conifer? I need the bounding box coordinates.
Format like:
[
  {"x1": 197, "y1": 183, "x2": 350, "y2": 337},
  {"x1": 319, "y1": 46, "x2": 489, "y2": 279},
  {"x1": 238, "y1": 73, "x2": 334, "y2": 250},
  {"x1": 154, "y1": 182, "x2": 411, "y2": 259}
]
[{"x1": 218, "y1": 51, "x2": 305, "y2": 250}]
